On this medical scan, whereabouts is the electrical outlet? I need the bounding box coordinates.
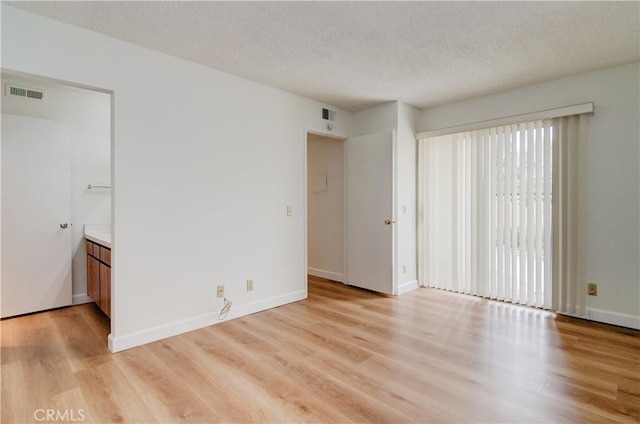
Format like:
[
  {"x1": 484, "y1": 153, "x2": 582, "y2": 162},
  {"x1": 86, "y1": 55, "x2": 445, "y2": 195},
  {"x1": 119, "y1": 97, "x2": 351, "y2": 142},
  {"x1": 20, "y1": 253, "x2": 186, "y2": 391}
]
[
  {"x1": 246, "y1": 279, "x2": 254, "y2": 292},
  {"x1": 587, "y1": 282, "x2": 598, "y2": 296},
  {"x1": 217, "y1": 285, "x2": 225, "y2": 298}
]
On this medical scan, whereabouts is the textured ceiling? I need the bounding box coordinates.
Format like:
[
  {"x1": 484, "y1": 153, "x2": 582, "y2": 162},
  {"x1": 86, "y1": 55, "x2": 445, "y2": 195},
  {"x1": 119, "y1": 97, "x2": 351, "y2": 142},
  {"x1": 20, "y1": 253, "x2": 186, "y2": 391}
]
[{"x1": 7, "y1": 1, "x2": 640, "y2": 111}]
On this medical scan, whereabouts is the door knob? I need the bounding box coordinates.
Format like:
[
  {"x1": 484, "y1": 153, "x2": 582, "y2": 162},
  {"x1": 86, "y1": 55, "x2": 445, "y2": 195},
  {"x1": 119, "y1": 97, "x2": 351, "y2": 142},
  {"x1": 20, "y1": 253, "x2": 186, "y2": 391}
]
[
  {"x1": 384, "y1": 219, "x2": 395, "y2": 225},
  {"x1": 59, "y1": 222, "x2": 69, "y2": 229}
]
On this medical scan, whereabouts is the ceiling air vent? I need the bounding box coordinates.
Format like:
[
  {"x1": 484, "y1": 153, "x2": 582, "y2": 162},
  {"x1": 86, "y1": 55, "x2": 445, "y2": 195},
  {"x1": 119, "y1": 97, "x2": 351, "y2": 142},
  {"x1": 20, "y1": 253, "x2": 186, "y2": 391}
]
[
  {"x1": 6, "y1": 84, "x2": 46, "y2": 102},
  {"x1": 322, "y1": 107, "x2": 336, "y2": 122}
]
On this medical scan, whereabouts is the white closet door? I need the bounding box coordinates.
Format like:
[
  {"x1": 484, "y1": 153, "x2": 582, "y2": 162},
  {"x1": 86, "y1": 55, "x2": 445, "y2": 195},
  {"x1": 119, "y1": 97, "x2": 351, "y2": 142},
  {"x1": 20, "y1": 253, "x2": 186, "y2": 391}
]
[
  {"x1": 345, "y1": 131, "x2": 395, "y2": 295},
  {"x1": 2, "y1": 113, "x2": 72, "y2": 318}
]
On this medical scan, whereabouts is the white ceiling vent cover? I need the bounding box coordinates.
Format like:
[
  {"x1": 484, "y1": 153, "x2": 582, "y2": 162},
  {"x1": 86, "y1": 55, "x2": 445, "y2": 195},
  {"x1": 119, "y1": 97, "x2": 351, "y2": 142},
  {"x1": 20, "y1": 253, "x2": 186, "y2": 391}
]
[
  {"x1": 5, "y1": 84, "x2": 46, "y2": 102},
  {"x1": 322, "y1": 108, "x2": 336, "y2": 122}
]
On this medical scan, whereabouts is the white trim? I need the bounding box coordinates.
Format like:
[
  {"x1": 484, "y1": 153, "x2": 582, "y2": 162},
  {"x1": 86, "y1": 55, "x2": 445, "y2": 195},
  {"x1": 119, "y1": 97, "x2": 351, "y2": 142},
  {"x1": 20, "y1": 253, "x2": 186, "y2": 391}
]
[
  {"x1": 588, "y1": 308, "x2": 640, "y2": 330},
  {"x1": 108, "y1": 289, "x2": 307, "y2": 353},
  {"x1": 397, "y1": 280, "x2": 419, "y2": 295},
  {"x1": 303, "y1": 127, "x2": 309, "y2": 296},
  {"x1": 308, "y1": 267, "x2": 344, "y2": 283},
  {"x1": 72, "y1": 293, "x2": 93, "y2": 305},
  {"x1": 417, "y1": 102, "x2": 594, "y2": 139},
  {"x1": 391, "y1": 130, "x2": 398, "y2": 295},
  {"x1": 416, "y1": 138, "x2": 425, "y2": 288},
  {"x1": 306, "y1": 128, "x2": 348, "y2": 141},
  {"x1": 343, "y1": 134, "x2": 349, "y2": 288}
]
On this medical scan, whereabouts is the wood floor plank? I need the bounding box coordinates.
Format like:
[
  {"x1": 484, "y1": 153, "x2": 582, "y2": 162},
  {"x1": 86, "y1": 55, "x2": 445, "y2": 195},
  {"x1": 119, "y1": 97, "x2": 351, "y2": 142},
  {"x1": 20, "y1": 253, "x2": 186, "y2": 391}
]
[
  {"x1": 75, "y1": 361, "x2": 156, "y2": 423},
  {"x1": 116, "y1": 345, "x2": 225, "y2": 423},
  {"x1": 233, "y1": 314, "x2": 432, "y2": 421},
  {"x1": 51, "y1": 308, "x2": 112, "y2": 373},
  {"x1": 153, "y1": 332, "x2": 292, "y2": 423},
  {"x1": 2, "y1": 275, "x2": 639, "y2": 423},
  {"x1": 186, "y1": 325, "x2": 350, "y2": 423},
  {"x1": 1, "y1": 361, "x2": 28, "y2": 424}
]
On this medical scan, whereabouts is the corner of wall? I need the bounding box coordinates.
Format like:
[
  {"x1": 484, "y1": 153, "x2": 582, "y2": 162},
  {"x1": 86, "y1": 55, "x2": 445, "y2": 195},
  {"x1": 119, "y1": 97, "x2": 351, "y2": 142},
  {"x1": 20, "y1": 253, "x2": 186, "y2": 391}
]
[{"x1": 351, "y1": 101, "x2": 399, "y2": 136}]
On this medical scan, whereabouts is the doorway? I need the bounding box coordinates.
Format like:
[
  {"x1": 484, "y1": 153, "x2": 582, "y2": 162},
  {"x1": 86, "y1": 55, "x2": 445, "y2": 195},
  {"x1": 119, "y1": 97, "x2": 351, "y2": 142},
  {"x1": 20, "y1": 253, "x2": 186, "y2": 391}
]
[
  {"x1": 305, "y1": 130, "x2": 397, "y2": 295},
  {"x1": 306, "y1": 132, "x2": 345, "y2": 283},
  {"x1": 1, "y1": 71, "x2": 112, "y2": 320}
]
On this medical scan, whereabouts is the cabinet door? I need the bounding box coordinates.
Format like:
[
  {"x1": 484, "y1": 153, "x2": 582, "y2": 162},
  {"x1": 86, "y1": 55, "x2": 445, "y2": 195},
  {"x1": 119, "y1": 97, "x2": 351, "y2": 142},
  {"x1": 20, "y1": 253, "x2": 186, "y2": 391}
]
[
  {"x1": 99, "y1": 246, "x2": 111, "y2": 266},
  {"x1": 86, "y1": 240, "x2": 94, "y2": 257},
  {"x1": 87, "y1": 255, "x2": 100, "y2": 303},
  {"x1": 99, "y1": 263, "x2": 111, "y2": 318}
]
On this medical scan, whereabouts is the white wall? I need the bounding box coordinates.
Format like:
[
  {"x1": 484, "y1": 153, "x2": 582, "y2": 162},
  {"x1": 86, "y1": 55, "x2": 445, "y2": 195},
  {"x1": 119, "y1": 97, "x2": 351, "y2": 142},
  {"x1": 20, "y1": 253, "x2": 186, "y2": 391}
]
[
  {"x1": 1, "y1": 77, "x2": 111, "y2": 303},
  {"x1": 351, "y1": 101, "x2": 398, "y2": 137},
  {"x1": 396, "y1": 103, "x2": 419, "y2": 293},
  {"x1": 307, "y1": 137, "x2": 344, "y2": 281},
  {"x1": 417, "y1": 62, "x2": 640, "y2": 328},
  {"x1": 1, "y1": 5, "x2": 351, "y2": 351}
]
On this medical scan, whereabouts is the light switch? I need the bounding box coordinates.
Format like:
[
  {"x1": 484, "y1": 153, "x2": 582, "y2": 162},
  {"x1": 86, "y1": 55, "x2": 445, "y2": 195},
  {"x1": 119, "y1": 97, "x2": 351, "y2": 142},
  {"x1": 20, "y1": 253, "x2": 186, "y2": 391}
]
[
  {"x1": 403, "y1": 205, "x2": 407, "y2": 215},
  {"x1": 287, "y1": 206, "x2": 293, "y2": 217}
]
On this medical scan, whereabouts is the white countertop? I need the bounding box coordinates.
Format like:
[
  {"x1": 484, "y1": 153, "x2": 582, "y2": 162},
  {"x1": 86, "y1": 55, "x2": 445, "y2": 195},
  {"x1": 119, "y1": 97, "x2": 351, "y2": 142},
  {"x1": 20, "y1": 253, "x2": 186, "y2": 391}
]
[{"x1": 84, "y1": 224, "x2": 111, "y2": 248}]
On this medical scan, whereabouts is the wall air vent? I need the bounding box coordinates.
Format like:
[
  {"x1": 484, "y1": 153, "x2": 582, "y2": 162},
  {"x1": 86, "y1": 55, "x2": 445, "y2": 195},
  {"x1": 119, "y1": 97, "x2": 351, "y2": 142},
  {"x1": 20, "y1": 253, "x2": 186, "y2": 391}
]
[
  {"x1": 6, "y1": 84, "x2": 46, "y2": 102},
  {"x1": 322, "y1": 107, "x2": 336, "y2": 122}
]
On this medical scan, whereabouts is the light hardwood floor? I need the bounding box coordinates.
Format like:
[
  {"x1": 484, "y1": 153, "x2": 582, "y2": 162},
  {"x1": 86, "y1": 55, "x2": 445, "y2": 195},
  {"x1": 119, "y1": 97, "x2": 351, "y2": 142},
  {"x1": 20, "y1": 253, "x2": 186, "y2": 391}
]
[{"x1": 2, "y1": 276, "x2": 639, "y2": 423}]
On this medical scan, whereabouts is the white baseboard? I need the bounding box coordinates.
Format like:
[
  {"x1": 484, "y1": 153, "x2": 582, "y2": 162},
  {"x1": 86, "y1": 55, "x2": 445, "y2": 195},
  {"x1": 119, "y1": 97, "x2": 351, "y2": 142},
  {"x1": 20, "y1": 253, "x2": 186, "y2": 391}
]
[
  {"x1": 72, "y1": 293, "x2": 93, "y2": 305},
  {"x1": 108, "y1": 289, "x2": 307, "y2": 353},
  {"x1": 308, "y1": 267, "x2": 343, "y2": 283},
  {"x1": 397, "y1": 280, "x2": 419, "y2": 295},
  {"x1": 587, "y1": 308, "x2": 640, "y2": 330}
]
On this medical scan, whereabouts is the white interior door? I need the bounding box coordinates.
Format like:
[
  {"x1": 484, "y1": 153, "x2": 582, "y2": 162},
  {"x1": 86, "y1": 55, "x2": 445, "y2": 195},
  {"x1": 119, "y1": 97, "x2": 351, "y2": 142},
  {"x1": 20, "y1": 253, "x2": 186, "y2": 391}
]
[
  {"x1": 345, "y1": 131, "x2": 395, "y2": 294},
  {"x1": 1, "y1": 113, "x2": 72, "y2": 318}
]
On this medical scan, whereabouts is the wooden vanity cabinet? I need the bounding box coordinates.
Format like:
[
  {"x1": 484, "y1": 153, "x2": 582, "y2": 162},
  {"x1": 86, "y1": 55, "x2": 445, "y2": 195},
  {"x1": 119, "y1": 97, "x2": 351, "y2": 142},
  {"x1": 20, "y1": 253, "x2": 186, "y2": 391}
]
[{"x1": 86, "y1": 240, "x2": 111, "y2": 318}]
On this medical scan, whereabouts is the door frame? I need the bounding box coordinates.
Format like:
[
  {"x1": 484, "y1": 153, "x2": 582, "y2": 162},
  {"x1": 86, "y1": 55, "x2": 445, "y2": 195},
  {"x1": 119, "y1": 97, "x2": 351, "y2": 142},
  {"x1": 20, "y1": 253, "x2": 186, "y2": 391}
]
[
  {"x1": 1, "y1": 68, "x2": 115, "y2": 346},
  {"x1": 303, "y1": 127, "x2": 348, "y2": 293},
  {"x1": 304, "y1": 127, "x2": 398, "y2": 295}
]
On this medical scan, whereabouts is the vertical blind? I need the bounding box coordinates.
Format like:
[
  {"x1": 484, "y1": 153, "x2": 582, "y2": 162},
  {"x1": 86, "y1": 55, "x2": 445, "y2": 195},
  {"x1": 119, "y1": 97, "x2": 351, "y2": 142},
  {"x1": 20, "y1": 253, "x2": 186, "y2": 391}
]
[
  {"x1": 553, "y1": 114, "x2": 588, "y2": 316},
  {"x1": 421, "y1": 120, "x2": 554, "y2": 309},
  {"x1": 419, "y1": 111, "x2": 590, "y2": 316}
]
